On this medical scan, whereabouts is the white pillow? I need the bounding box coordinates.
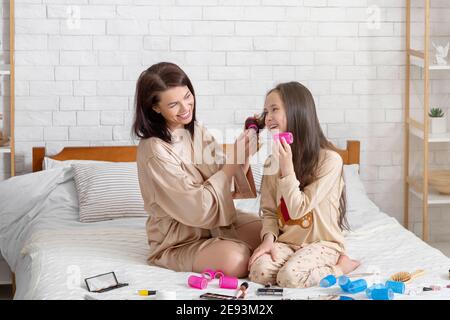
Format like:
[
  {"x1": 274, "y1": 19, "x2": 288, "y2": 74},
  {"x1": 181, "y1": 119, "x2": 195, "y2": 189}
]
[
  {"x1": 43, "y1": 157, "x2": 109, "y2": 170},
  {"x1": 249, "y1": 141, "x2": 272, "y2": 194},
  {"x1": 72, "y1": 162, "x2": 147, "y2": 223},
  {"x1": 343, "y1": 164, "x2": 377, "y2": 210},
  {"x1": 250, "y1": 163, "x2": 263, "y2": 194},
  {"x1": 343, "y1": 165, "x2": 364, "y2": 205},
  {"x1": 343, "y1": 164, "x2": 380, "y2": 229}
]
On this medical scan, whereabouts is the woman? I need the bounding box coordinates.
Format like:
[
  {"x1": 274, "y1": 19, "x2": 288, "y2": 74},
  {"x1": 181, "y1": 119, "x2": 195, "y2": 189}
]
[{"x1": 133, "y1": 62, "x2": 261, "y2": 278}]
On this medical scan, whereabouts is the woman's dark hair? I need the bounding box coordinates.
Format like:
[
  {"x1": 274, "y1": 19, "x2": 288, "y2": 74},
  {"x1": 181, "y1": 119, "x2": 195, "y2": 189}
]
[
  {"x1": 266, "y1": 82, "x2": 349, "y2": 231},
  {"x1": 132, "y1": 62, "x2": 196, "y2": 143}
]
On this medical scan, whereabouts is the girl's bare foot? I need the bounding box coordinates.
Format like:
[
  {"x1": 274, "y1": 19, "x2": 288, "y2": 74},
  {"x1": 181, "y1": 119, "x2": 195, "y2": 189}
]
[{"x1": 337, "y1": 255, "x2": 360, "y2": 275}]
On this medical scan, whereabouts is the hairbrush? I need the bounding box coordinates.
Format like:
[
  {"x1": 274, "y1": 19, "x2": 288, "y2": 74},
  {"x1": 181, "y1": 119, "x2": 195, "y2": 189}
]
[{"x1": 390, "y1": 269, "x2": 425, "y2": 283}]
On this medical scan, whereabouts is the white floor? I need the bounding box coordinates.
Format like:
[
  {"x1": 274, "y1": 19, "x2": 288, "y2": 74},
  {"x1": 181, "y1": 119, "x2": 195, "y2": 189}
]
[{"x1": 0, "y1": 242, "x2": 449, "y2": 300}]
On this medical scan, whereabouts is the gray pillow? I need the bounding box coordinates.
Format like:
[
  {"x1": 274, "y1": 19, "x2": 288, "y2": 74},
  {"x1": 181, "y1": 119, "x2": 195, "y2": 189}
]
[{"x1": 72, "y1": 162, "x2": 148, "y2": 222}]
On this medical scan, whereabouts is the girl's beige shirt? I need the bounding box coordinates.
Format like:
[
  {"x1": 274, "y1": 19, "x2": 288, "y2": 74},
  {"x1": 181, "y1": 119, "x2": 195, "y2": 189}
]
[{"x1": 260, "y1": 149, "x2": 345, "y2": 253}]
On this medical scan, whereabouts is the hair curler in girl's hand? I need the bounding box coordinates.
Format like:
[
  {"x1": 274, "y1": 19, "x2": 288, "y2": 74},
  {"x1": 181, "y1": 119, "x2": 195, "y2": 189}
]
[{"x1": 273, "y1": 132, "x2": 294, "y2": 144}]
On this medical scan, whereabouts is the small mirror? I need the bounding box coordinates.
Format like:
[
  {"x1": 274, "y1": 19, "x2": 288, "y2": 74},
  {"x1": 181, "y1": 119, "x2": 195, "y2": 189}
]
[{"x1": 85, "y1": 272, "x2": 128, "y2": 293}]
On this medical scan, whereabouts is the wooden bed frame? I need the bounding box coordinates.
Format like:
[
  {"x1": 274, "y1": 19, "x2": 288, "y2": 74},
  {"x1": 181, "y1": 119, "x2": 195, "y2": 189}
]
[{"x1": 32, "y1": 140, "x2": 360, "y2": 172}]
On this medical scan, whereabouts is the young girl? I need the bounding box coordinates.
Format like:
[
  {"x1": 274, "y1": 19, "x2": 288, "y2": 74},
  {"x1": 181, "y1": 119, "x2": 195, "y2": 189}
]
[{"x1": 248, "y1": 82, "x2": 360, "y2": 288}]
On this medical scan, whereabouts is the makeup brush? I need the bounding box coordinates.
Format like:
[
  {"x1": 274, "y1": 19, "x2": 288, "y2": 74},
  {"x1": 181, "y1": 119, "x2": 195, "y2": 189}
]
[{"x1": 347, "y1": 272, "x2": 379, "y2": 278}]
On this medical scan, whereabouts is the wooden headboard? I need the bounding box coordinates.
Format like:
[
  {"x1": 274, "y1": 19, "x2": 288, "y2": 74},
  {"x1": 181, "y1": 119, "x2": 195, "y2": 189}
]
[
  {"x1": 32, "y1": 140, "x2": 360, "y2": 172},
  {"x1": 337, "y1": 140, "x2": 360, "y2": 166}
]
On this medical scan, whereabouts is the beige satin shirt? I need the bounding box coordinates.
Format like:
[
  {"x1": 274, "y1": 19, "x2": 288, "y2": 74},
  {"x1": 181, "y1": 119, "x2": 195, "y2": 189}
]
[
  {"x1": 137, "y1": 123, "x2": 252, "y2": 268},
  {"x1": 260, "y1": 148, "x2": 345, "y2": 253}
]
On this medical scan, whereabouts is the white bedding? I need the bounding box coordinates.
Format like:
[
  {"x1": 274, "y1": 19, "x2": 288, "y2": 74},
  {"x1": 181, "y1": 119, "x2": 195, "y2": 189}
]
[{"x1": 1, "y1": 166, "x2": 450, "y2": 300}]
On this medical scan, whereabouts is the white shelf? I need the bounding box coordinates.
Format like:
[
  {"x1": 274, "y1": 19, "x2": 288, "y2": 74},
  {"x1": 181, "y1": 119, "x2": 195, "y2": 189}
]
[
  {"x1": 0, "y1": 259, "x2": 12, "y2": 285},
  {"x1": 411, "y1": 57, "x2": 450, "y2": 70},
  {"x1": 410, "y1": 187, "x2": 450, "y2": 205},
  {"x1": 410, "y1": 126, "x2": 450, "y2": 143},
  {"x1": 0, "y1": 64, "x2": 11, "y2": 75},
  {"x1": 0, "y1": 146, "x2": 11, "y2": 154}
]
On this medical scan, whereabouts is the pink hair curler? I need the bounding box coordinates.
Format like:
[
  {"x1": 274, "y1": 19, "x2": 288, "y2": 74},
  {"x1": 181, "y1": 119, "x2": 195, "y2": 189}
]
[
  {"x1": 273, "y1": 132, "x2": 294, "y2": 144},
  {"x1": 219, "y1": 275, "x2": 238, "y2": 289},
  {"x1": 201, "y1": 269, "x2": 224, "y2": 281},
  {"x1": 201, "y1": 269, "x2": 215, "y2": 281},
  {"x1": 188, "y1": 275, "x2": 208, "y2": 289},
  {"x1": 245, "y1": 116, "x2": 264, "y2": 134}
]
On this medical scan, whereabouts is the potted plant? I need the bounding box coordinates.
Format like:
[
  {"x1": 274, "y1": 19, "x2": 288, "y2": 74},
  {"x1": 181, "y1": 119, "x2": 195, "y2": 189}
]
[{"x1": 428, "y1": 107, "x2": 447, "y2": 134}]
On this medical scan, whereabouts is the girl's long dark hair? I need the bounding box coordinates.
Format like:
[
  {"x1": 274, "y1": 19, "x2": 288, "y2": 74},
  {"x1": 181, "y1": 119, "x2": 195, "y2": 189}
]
[
  {"x1": 132, "y1": 62, "x2": 196, "y2": 143},
  {"x1": 267, "y1": 82, "x2": 349, "y2": 231}
]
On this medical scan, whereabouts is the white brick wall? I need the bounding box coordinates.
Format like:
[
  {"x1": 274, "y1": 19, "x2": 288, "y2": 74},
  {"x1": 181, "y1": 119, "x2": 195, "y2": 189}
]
[{"x1": 0, "y1": 0, "x2": 449, "y2": 241}]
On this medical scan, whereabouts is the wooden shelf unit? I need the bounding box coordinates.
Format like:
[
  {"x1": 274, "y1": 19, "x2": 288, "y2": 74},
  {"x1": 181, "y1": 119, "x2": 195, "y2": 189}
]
[{"x1": 404, "y1": 0, "x2": 450, "y2": 242}]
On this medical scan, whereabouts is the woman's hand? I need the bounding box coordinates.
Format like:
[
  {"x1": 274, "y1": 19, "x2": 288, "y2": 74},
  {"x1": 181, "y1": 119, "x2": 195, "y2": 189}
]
[
  {"x1": 221, "y1": 163, "x2": 241, "y2": 178},
  {"x1": 273, "y1": 138, "x2": 295, "y2": 178},
  {"x1": 223, "y1": 130, "x2": 257, "y2": 178},
  {"x1": 248, "y1": 234, "x2": 277, "y2": 270}
]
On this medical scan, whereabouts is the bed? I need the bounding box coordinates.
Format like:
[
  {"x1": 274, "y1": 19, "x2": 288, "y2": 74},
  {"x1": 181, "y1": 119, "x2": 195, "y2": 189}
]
[{"x1": 1, "y1": 141, "x2": 449, "y2": 300}]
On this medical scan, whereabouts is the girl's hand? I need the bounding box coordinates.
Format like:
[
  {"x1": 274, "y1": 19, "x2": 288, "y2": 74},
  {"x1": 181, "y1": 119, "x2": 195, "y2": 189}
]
[
  {"x1": 273, "y1": 138, "x2": 295, "y2": 178},
  {"x1": 248, "y1": 234, "x2": 277, "y2": 270}
]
